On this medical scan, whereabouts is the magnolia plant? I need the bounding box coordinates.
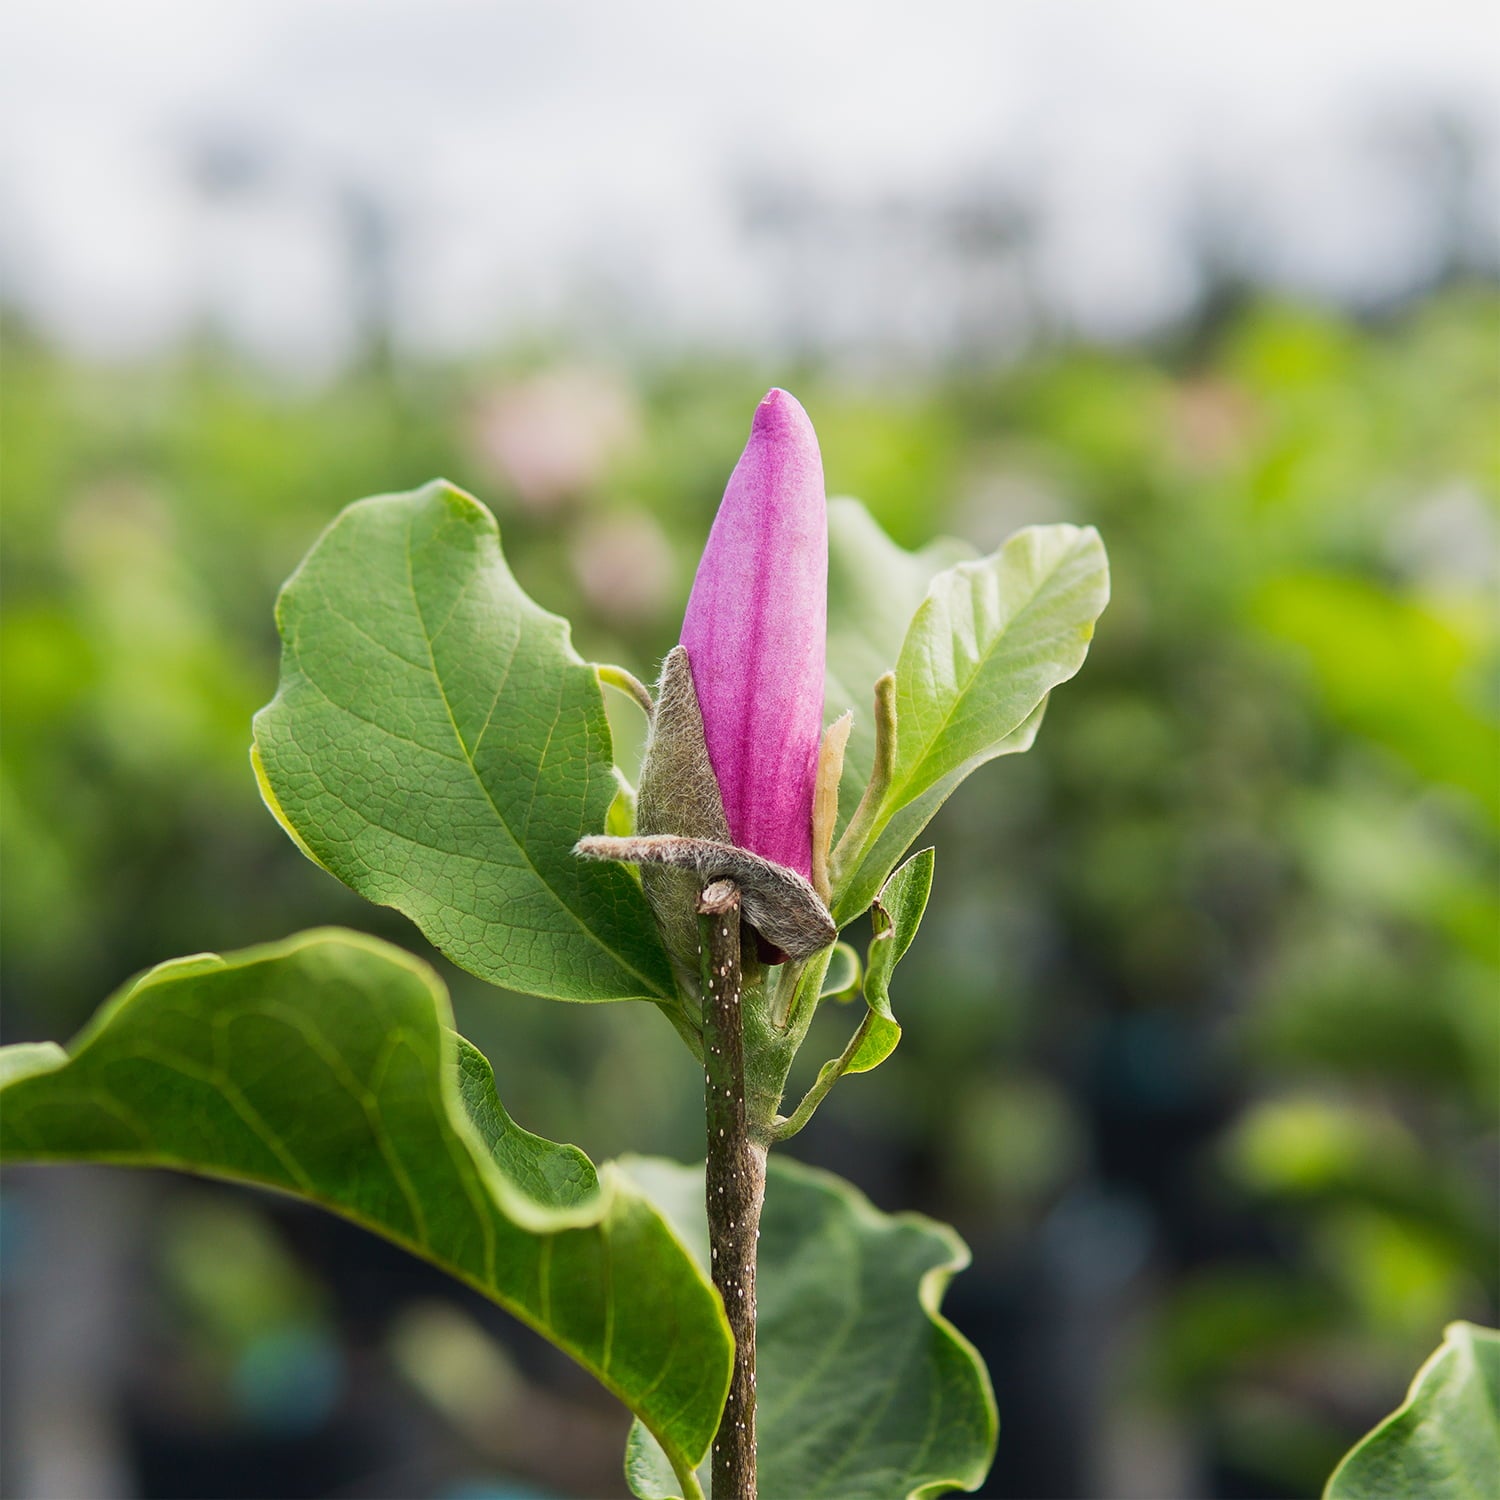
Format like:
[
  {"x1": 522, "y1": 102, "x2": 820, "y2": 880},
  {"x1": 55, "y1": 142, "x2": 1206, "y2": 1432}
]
[{"x1": 0, "y1": 390, "x2": 1113, "y2": 1498}]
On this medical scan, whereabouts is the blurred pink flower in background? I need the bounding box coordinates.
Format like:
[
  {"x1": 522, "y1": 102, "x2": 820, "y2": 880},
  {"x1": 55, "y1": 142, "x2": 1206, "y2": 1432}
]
[
  {"x1": 467, "y1": 366, "x2": 640, "y2": 514},
  {"x1": 569, "y1": 508, "x2": 678, "y2": 626}
]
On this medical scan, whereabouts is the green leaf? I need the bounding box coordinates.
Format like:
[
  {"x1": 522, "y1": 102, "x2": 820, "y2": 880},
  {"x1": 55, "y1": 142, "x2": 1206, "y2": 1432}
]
[
  {"x1": 620, "y1": 1154, "x2": 997, "y2": 1500},
  {"x1": 818, "y1": 940, "x2": 862, "y2": 1001},
  {"x1": 774, "y1": 850, "x2": 935, "y2": 1141},
  {"x1": 847, "y1": 846, "x2": 935, "y2": 1075},
  {"x1": 0, "y1": 930, "x2": 730, "y2": 1483},
  {"x1": 1324, "y1": 1322, "x2": 1500, "y2": 1499},
  {"x1": 252, "y1": 481, "x2": 674, "y2": 1003},
  {"x1": 824, "y1": 498, "x2": 975, "y2": 836},
  {"x1": 833, "y1": 524, "x2": 1109, "y2": 923},
  {"x1": 0, "y1": 1041, "x2": 66, "y2": 1087}
]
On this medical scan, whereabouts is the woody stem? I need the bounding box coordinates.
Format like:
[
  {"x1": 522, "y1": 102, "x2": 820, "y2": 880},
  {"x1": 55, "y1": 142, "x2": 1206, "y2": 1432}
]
[{"x1": 699, "y1": 879, "x2": 764, "y2": 1500}]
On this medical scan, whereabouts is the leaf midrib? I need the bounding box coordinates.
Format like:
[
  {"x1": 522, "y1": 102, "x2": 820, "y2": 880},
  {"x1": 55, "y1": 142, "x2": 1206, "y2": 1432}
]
[
  {"x1": 0, "y1": 951, "x2": 708, "y2": 1466},
  {"x1": 401, "y1": 515, "x2": 667, "y2": 998},
  {"x1": 9, "y1": 1137, "x2": 701, "y2": 1461}
]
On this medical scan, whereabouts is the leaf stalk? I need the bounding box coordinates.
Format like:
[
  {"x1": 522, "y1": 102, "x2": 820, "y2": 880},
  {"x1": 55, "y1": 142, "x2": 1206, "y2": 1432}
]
[
  {"x1": 597, "y1": 663, "x2": 656, "y2": 717},
  {"x1": 771, "y1": 1009, "x2": 876, "y2": 1143},
  {"x1": 828, "y1": 671, "x2": 898, "y2": 895}
]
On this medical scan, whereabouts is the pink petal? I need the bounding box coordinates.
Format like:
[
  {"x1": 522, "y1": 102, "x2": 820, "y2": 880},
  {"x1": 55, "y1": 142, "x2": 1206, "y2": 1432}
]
[{"x1": 680, "y1": 388, "x2": 827, "y2": 879}]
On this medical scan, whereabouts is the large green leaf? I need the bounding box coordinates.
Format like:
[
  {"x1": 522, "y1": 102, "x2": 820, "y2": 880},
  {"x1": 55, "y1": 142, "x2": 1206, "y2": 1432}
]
[
  {"x1": 252, "y1": 481, "x2": 674, "y2": 1003},
  {"x1": 0, "y1": 930, "x2": 730, "y2": 1485},
  {"x1": 1324, "y1": 1322, "x2": 1500, "y2": 1499},
  {"x1": 824, "y1": 498, "x2": 975, "y2": 834},
  {"x1": 833, "y1": 524, "x2": 1108, "y2": 923},
  {"x1": 621, "y1": 1155, "x2": 997, "y2": 1500}
]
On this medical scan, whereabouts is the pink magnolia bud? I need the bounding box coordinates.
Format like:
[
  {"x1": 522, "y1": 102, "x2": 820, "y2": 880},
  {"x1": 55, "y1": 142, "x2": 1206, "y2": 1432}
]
[{"x1": 680, "y1": 389, "x2": 827, "y2": 880}]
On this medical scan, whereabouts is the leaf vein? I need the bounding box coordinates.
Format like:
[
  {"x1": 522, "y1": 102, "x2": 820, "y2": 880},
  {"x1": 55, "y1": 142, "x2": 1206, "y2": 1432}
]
[{"x1": 402, "y1": 513, "x2": 665, "y2": 997}]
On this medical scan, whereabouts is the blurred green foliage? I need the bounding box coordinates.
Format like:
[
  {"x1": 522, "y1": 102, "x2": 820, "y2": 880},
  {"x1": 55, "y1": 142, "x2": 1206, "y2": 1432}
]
[{"x1": 2, "y1": 288, "x2": 1496, "y2": 1497}]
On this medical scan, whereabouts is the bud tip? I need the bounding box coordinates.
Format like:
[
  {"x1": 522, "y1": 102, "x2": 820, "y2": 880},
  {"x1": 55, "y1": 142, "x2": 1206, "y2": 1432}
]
[{"x1": 752, "y1": 386, "x2": 811, "y2": 441}]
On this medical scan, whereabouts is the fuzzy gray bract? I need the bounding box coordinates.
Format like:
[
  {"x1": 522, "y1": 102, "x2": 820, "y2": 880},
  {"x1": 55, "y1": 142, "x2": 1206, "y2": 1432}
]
[{"x1": 634, "y1": 647, "x2": 735, "y2": 995}]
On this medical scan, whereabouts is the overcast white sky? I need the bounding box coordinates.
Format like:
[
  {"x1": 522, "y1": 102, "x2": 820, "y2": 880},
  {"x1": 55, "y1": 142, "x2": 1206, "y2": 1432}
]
[{"x1": 1, "y1": 1, "x2": 1496, "y2": 371}]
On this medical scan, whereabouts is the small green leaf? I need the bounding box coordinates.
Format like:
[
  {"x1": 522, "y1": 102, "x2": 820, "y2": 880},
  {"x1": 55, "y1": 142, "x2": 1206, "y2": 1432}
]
[
  {"x1": 774, "y1": 849, "x2": 938, "y2": 1141},
  {"x1": 0, "y1": 1041, "x2": 66, "y2": 1087},
  {"x1": 252, "y1": 481, "x2": 674, "y2": 1003},
  {"x1": 606, "y1": 773, "x2": 638, "y2": 837},
  {"x1": 621, "y1": 1154, "x2": 997, "y2": 1500},
  {"x1": 0, "y1": 931, "x2": 730, "y2": 1481},
  {"x1": 892, "y1": 524, "x2": 1108, "y2": 808},
  {"x1": 847, "y1": 846, "x2": 935, "y2": 1075},
  {"x1": 1324, "y1": 1322, "x2": 1500, "y2": 1499},
  {"x1": 819, "y1": 940, "x2": 862, "y2": 1001},
  {"x1": 824, "y1": 498, "x2": 975, "y2": 835},
  {"x1": 834, "y1": 524, "x2": 1108, "y2": 923}
]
